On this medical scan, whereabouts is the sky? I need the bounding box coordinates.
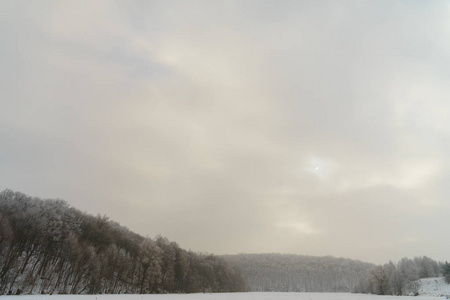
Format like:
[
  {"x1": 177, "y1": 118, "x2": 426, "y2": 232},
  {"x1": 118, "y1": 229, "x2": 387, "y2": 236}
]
[{"x1": 1, "y1": 0, "x2": 450, "y2": 265}]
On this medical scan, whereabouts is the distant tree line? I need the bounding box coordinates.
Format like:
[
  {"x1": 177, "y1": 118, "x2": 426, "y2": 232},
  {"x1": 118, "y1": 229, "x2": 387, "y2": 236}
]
[
  {"x1": 222, "y1": 253, "x2": 375, "y2": 292},
  {"x1": 355, "y1": 256, "x2": 444, "y2": 296},
  {"x1": 0, "y1": 190, "x2": 248, "y2": 295}
]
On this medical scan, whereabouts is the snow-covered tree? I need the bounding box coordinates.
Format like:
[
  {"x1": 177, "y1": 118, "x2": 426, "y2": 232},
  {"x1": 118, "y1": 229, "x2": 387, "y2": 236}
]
[{"x1": 0, "y1": 189, "x2": 248, "y2": 295}]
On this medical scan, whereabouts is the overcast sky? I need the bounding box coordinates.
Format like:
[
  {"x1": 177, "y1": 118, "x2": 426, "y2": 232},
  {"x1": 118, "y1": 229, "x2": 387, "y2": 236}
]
[{"x1": 1, "y1": 0, "x2": 450, "y2": 264}]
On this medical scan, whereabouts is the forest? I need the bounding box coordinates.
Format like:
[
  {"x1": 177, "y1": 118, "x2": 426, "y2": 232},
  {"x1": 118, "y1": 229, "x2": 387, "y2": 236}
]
[
  {"x1": 0, "y1": 190, "x2": 248, "y2": 295},
  {"x1": 222, "y1": 252, "x2": 446, "y2": 295},
  {"x1": 222, "y1": 253, "x2": 375, "y2": 292},
  {"x1": 355, "y1": 256, "x2": 445, "y2": 295}
]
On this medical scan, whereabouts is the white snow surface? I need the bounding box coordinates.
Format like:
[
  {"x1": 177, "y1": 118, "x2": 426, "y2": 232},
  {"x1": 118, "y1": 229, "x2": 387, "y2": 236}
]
[
  {"x1": 418, "y1": 277, "x2": 450, "y2": 298},
  {"x1": 0, "y1": 292, "x2": 448, "y2": 300},
  {"x1": 2, "y1": 278, "x2": 449, "y2": 300}
]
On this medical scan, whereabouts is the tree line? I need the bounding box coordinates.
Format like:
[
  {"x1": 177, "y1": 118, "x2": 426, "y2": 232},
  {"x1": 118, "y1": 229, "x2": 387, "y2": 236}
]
[
  {"x1": 355, "y1": 256, "x2": 445, "y2": 295},
  {"x1": 221, "y1": 253, "x2": 375, "y2": 292},
  {"x1": 0, "y1": 190, "x2": 248, "y2": 295}
]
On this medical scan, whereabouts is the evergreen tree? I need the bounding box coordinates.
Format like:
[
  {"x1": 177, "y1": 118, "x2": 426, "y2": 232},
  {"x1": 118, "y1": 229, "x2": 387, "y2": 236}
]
[{"x1": 443, "y1": 261, "x2": 450, "y2": 284}]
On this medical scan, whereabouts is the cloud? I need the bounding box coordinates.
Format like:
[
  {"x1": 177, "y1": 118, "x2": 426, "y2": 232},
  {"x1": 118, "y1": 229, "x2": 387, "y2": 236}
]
[
  {"x1": 1, "y1": 0, "x2": 450, "y2": 264},
  {"x1": 276, "y1": 221, "x2": 322, "y2": 235}
]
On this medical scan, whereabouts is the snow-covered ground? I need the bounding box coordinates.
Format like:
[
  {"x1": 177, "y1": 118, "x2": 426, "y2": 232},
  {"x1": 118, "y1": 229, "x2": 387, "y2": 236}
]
[
  {"x1": 0, "y1": 292, "x2": 448, "y2": 300},
  {"x1": 419, "y1": 277, "x2": 450, "y2": 298},
  {"x1": 2, "y1": 278, "x2": 448, "y2": 300}
]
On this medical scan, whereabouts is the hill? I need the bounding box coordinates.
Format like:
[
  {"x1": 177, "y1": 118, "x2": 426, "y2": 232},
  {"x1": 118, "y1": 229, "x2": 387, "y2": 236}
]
[
  {"x1": 221, "y1": 253, "x2": 375, "y2": 292},
  {"x1": 0, "y1": 190, "x2": 248, "y2": 295},
  {"x1": 418, "y1": 277, "x2": 450, "y2": 297}
]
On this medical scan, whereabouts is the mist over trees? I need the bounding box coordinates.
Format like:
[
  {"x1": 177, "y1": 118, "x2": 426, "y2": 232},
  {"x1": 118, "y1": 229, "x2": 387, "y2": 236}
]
[
  {"x1": 221, "y1": 253, "x2": 375, "y2": 292},
  {"x1": 355, "y1": 256, "x2": 444, "y2": 296},
  {"x1": 0, "y1": 190, "x2": 248, "y2": 295}
]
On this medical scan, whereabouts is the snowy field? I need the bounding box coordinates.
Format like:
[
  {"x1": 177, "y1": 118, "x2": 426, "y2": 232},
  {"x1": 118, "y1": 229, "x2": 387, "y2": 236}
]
[
  {"x1": 3, "y1": 278, "x2": 449, "y2": 300},
  {"x1": 1, "y1": 292, "x2": 448, "y2": 300},
  {"x1": 3, "y1": 279, "x2": 449, "y2": 300}
]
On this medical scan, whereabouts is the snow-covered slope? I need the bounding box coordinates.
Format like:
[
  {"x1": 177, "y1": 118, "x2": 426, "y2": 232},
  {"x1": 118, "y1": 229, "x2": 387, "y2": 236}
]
[{"x1": 419, "y1": 277, "x2": 450, "y2": 298}]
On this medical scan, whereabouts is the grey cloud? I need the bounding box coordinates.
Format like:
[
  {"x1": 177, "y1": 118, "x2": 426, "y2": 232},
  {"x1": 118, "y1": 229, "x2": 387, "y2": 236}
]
[{"x1": 1, "y1": 0, "x2": 450, "y2": 264}]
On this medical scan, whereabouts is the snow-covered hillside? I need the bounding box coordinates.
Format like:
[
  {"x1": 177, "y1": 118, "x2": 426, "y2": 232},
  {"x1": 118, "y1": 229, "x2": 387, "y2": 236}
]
[
  {"x1": 419, "y1": 277, "x2": 450, "y2": 298},
  {"x1": 1, "y1": 292, "x2": 449, "y2": 300}
]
